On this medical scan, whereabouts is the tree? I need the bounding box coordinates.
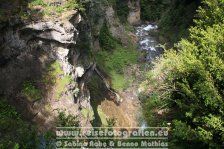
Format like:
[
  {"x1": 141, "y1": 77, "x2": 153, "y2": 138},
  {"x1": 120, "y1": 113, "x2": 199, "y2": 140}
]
[{"x1": 142, "y1": 0, "x2": 224, "y2": 148}]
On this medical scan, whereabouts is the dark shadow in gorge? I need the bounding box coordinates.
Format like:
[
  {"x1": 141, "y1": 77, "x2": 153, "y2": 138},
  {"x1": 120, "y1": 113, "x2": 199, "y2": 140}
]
[
  {"x1": 86, "y1": 66, "x2": 120, "y2": 127},
  {"x1": 0, "y1": 0, "x2": 75, "y2": 128},
  {"x1": 87, "y1": 73, "x2": 109, "y2": 127},
  {"x1": 0, "y1": 0, "x2": 44, "y2": 118}
]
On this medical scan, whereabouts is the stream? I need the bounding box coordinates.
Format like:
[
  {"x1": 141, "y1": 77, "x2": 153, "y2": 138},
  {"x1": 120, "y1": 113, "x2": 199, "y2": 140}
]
[
  {"x1": 100, "y1": 24, "x2": 163, "y2": 128},
  {"x1": 136, "y1": 24, "x2": 163, "y2": 63},
  {"x1": 135, "y1": 24, "x2": 163, "y2": 128}
]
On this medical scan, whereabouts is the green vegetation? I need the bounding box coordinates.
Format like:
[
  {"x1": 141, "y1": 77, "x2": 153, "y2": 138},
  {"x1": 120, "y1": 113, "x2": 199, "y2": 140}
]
[
  {"x1": 0, "y1": 101, "x2": 38, "y2": 148},
  {"x1": 99, "y1": 22, "x2": 120, "y2": 51},
  {"x1": 140, "y1": 0, "x2": 199, "y2": 44},
  {"x1": 43, "y1": 61, "x2": 64, "y2": 85},
  {"x1": 96, "y1": 45, "x2": 137, "y2": 72},
  {"x1": 106, "y1": 0, "x2": 129, "y2": 23},
  {"x1": 0, "y1": 0, "x2": 85, "y2": 22},
  {"x1": 112, "y1": 0, "x2": 129, "y2": 23},
  {"x1": 96, "y1": 44, "x2": 137, "y2": 73},
  {"x1": 140, "y1": 0, "x2": 165, "y2": 21},
  {"x1": 28, "y1": 0, "x2": 85, "y2": 16},
  {"x1": 43, "y1": 61, "x2": 72, "y2": 100},
  {"x1": 54, "y1": 75, "x2": 72, "y2": 100},
  {"x1": 0, "y1": 101, "x2": 79, "y2": 148},
  {"x1": 81, "y1": 108, "x2": 95, "y2": 121},
  {"x1": 97, "y1": 107, "x2": 108, "y2": 126},
  {"x1": 22, "y1": 81, "x2": 41, "y2": 102},
  {"x1": 110, "y1": 71, "x2": 127, "y2": 91},
  {"x1": 96, "y1": 45, "x2": 137, "y2": 90},
  {"x1": 97, "y1": 23, "x2": 138, "y2": 91},
  {"x1": 142, "y1": 0, "x2": 224, "y2": 148},
  {"x1": 29, "y1": 0, "x2": 45, "y2": 6},
  {"x1": 158, "y1": 0, "x2": 198, "y2": 44},
  {"x1": 57, "y1": 110, "x2": 79, "y2": 127}
]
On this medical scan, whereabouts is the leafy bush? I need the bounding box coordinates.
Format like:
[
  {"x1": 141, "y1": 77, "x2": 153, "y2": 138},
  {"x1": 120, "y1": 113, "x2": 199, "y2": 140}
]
[
  {"x1": 114, "y1": 0, "x2": 129, "y2": 23},
  {"x1": 22, "y1": 81, "x2": 41, "y2": 101},
  {"x1": 57, "y1": 110, "x2": 79, "y2": 127},
  {"x1": 27, "y1": 0, "x2": 85, "y2": 19},
  {"x1": 158, "y1": 0, "x2": 198, "y2": 43},
  {"x1": 142, "y1": 0, "x2": 224, "y2": 147},
  {"x1": 140, "y1": 0, "x2": 165, "y2": 21},
  {"x1": 0, "y1": 101, "x2": 38, "y2": 148},
  {"x1": 99, "y1": 23, "x2": 119, "y2": 51}
]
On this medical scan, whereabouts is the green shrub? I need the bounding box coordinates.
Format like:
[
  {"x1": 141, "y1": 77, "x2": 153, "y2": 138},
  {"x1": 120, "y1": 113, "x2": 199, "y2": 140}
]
[
  {"x1": 158, "y1": 0, "x2": 198, "y2": 43},
  {"x1": 114, "y1": 0, "x2": 129, "y2": 23},
  {"x1": 142, "y1": 0, "x2": 224, "y2": 147},
  {"x1": 22, "y1": 81, "x2": 41, "y2": 101},
  {"x1": 0, "y1": 101, "x2": 38, "y2": 148},
  {"x1": 29, "y1": 0, "x2": 45, "y2": 6},
  {"x1": 27, "y1": 0, "x2": 85, "y2": 19},
  {"x1": 99, "y1": 23, "x2": 119, "y2": 51},
  {"x1": 140, "y1": 0, "x2": 165, "y2": 21},
  {"x1": 57, "y1": 110, "x2": 79, "y2": 127}
]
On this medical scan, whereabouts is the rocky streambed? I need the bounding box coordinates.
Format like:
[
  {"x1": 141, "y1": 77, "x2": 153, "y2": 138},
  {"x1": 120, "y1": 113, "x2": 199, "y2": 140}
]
[{"x1": 136, "y1": 24, "x2": 164, "y2": 63}]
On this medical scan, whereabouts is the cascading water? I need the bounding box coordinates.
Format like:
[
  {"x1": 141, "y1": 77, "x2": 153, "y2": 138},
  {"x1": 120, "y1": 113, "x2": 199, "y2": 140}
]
[
  {"x1": 135, "y1": 24, "x2": 164, "y2": 128},
  {"x1": 136, "y1": 24, "x2": 163, "y2": 63}
]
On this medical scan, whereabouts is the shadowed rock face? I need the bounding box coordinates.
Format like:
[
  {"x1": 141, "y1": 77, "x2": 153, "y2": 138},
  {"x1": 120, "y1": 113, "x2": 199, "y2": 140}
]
[
  {"x1": 0, "y1": 8, "x2": 96, "y2": 129},
  {"x1": 128, "y1": 0, "x2": 141, "y2": 25},
  {"x1": 0, "y1": 0, "x2": 140, "y2": 131},
  {"x1": 0, "y1": 19, "x2": 78, "y2": 95}
]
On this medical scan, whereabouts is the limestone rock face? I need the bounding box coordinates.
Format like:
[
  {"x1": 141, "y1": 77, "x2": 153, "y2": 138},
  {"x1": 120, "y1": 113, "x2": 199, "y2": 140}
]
[
  {"x1": 55, "y1": 47, "x2": 74, "y2": 75},
  {"x1": 75, "y1": 67, "x2": 85, "y2": 78},
  {"x1": 127, "y1": 0, "x2": 141, "y2": 25},
  {"x1": 21, "y1": 21, "x2": 77, "y2": 44},
  {"x1": 0, "y1": 9, "x2": 94, "y2": 129}
]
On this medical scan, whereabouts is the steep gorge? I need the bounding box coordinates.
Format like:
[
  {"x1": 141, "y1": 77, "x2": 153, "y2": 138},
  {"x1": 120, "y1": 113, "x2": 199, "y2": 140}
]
[
  {"x1": 0, "y1": 0, "x2": 212, "y2": 148},
  {"x1": 0, "y1": 0, "x2": 143, "y2": 132}
]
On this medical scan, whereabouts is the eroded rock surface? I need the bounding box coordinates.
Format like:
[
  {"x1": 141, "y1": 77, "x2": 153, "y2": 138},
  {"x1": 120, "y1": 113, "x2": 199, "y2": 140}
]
[
  {"x1": 0, "y1": 10, "x2": 94, "y2": 130},
  {"x1": 128, "y1": 0, "x2": 141, "y2": 25},
  {"x1": 21, "y1": 21, "x2": 77, "y2": 44}
]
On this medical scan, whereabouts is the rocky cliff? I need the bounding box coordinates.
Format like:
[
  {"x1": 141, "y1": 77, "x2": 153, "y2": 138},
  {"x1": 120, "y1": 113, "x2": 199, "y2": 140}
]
[
  {"x1": 0, "y1": 1, "x2": 94, "y2": 130},
  {"x1": 0, "y1": 0, "x2": 133, "y2": 131},
  {"x1": 127, "y1": 0, "x2": 141, "y2": 25}
]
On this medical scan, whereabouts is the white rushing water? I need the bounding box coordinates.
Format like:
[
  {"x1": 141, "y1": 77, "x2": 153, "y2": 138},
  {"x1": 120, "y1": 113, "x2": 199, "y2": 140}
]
[
  {"x1": 136, "y1": 24, "x2": 164, "y2": 128},
  {"x1": 136, "y1": 24, "x2": 163, "y2": 63}
]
